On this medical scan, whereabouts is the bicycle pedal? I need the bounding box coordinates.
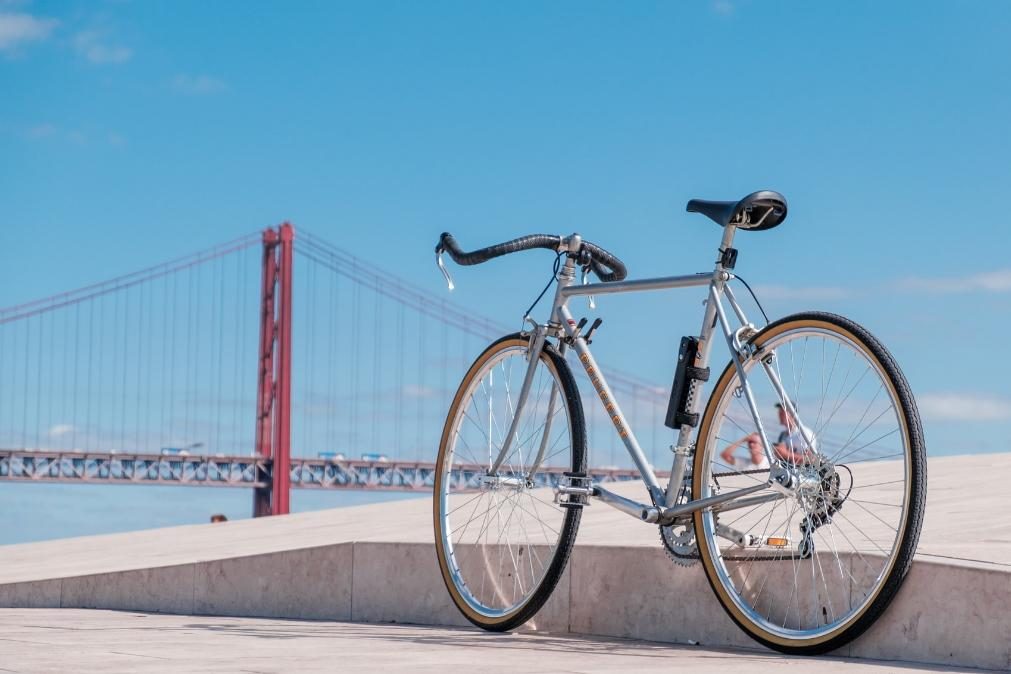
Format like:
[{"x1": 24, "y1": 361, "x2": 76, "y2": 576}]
[
  {"x1": 556, "y1": 471, "x2": 592, "y2": 507},
  {"x1": 554, "y1": 490, "x2": 590, "y2": 508}
]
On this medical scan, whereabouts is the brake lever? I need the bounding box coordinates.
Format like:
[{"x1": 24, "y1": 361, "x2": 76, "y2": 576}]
[
  {"x1": 581, "y1": 266, "x2": 596, "y2": 310},
  {"x1": 436, "y1": 251, "x2": 455, "y2": 291}
]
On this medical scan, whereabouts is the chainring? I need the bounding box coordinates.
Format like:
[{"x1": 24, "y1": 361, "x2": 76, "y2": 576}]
[
  {"x1": 660, "y1": 520, "x2": 699, "y2": 567},
  {"x1": 659, "y1": 478, "x2": 699, "y2": 567}
]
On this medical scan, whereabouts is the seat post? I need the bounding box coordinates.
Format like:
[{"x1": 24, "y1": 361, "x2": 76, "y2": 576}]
[{"x1": 717, "y1": 224, "x2": 738, "y2": 270}]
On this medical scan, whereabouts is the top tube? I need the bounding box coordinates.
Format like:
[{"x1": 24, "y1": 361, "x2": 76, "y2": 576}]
[{"x1": 559, "y1": 271, "x2": 717, "y2": 299}]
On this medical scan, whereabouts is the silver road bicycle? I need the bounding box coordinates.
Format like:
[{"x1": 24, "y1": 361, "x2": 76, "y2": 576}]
[{"x1": 431, "y1": 190, "x2": 926, "y2": 654}]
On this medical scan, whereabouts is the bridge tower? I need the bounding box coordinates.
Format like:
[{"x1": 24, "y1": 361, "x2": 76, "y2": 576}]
[{"x1": 254, "y1": 223, "x2": 294, "y2": 516}]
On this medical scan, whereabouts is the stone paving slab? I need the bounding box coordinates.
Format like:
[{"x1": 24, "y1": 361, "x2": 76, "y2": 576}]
[{"x1": 0, "y1": 609, "x2": 994, "y2": 674}]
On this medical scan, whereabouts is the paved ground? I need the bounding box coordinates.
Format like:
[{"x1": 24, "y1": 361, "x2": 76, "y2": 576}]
[{"x1": 0, "y1": 609, "x2": 990, "y2": 674}]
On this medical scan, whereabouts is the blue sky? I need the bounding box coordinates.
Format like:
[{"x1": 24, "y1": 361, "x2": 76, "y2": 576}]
[{"x1": 3, "y1": 0, "x2": 1011, "y2": 467}]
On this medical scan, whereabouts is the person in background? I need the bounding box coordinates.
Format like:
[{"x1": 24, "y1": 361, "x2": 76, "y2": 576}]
[
  {"x1": 719, "y1": 402, "x2": 818, "y2": 468},
  {"x1": 773, "y1": 401, "x2": 818, "y2": 464},
  {"x1": 210, "y1": 514, "x2": 228, "y2": 523},
  {"x1": 720, "y1": 433, "x2": 770, "y2": 471}
]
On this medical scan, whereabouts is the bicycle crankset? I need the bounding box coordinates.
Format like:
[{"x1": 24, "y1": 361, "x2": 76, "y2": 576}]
[
  {"x1": 659, "y1": 481, "x2": 699, "y2": 567},
  {"x1": 660, "y1": 520, "x2": 699, "y2": 567}
]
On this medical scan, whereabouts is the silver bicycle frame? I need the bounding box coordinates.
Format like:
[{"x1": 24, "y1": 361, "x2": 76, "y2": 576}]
[{"x1": 500, "y1": 224, "x2": 814, "y2": 525}]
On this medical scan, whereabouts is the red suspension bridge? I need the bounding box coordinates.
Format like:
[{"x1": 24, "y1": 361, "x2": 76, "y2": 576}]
[{"x1": 0, "y1": 224, "x2": 671, "y2": 516}]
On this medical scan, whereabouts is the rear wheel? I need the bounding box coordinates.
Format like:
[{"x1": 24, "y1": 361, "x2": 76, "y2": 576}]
[
  {"x1": 692, "y1": 312, "x2": 926, "y2": 654},
  {"x1": 434, "y1": 333, "x2": 585, "y2": 631}
]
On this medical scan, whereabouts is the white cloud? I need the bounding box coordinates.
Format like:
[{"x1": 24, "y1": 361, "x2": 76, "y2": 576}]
[
  {"x1": 712, "y1": 0, "x2": 735, "y2": 15},
  {"x1": 171, "y1": 74, "x2": 227, "y2": 95},
  {"x1": 25, "y1": 122, "x2": 57, "y2": 138},
  {"x1": 0, "y1": 12, "x2": 56, "y2": 52},
  {"x1": 73, "y1": 29, "x2": 131, "y2": 64},
  {"x1": 48, "y1": 424, "x2": 75, "y2": 437},
  {"x1": 917, "y1": 393, "x2": 1011, "y2": 422},
  {"x1": 403, "y1": 384, "x2": 438, "y2": 399},
  {"x1": 897, "y1": 269, "x2": 1011, "y2": 294},
  {"x1": 23, "y1": 123, "x2": 125, "y2": 147},
  {"x1": 752, "y1": 284, "x2": 851, "y2": 301}
]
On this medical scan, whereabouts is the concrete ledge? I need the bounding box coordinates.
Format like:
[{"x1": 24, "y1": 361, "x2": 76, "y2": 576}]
[
  {"x1": 0, "y1": 578, "x2": 61, "y2": 609},
  {"x1": 850, "y1": 560, "x2": 1010, "y2": 668},
  {"x1": 195, "y1": 544, "x2": 353, "y2": 620},
  {"x1": 2, "y1": 540, "x2": 1007, "y2": 671},
  {"x1": 61, "y1": 564, "x2": 197, "y2": 614}
]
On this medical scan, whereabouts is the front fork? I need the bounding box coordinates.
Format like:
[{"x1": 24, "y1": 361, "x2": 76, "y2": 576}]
[
  {"x1": 529, "y1": 345, "x2": 562, "y2": 476},
  {"x1": 487, "y1": 321, "x2": 555, "y2": 476}
]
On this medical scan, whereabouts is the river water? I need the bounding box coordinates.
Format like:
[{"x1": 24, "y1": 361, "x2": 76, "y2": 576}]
[{"x1": 0, "y1": 483, "x2": 424, "y2": 545}]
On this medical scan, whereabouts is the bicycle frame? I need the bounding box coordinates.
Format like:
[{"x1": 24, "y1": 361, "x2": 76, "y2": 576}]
[{"x1": 494, "y1": 225, "x2": 815, "y2": 526}]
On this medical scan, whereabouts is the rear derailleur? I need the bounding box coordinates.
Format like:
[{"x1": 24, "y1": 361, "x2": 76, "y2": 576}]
[{"x1": 797, "y1": 462, "x2": 849, "y2": 559}]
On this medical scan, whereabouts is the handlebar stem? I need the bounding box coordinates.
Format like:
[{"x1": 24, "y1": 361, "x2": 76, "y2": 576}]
[{"x1": 561, "y1": 233, "x2": 582, "y2": 256}]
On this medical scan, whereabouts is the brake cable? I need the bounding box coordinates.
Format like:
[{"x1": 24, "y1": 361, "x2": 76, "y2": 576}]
[{"x1": 522, "y1": 252, "x2": 563, "y2": 322}]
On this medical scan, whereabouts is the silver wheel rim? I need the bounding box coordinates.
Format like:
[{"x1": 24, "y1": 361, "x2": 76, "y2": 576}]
[
  {"x1": 439, "y1": 344, "x2": 573, "y2": 619},
  {"x1": 698, "y1": 326, "x2": 912, "y2": 641}
]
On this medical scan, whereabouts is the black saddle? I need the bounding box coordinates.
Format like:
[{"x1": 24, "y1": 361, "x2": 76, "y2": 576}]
[{"x1": 686, "y1": 190, "x2": 788, "y2": 231}]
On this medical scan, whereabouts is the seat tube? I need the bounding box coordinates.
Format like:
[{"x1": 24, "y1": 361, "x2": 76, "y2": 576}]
[
  {"x1": 663, "y1": 224, "x2": 737, "y2": 508},
  {"x1": 718, "y1": 223, "x2": 738, "y2": 260}
]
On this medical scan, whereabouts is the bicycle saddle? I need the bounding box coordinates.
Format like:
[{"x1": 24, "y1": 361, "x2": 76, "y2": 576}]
[{"x1": 686, "y1": 190, "x2": 788, "y2": 231}]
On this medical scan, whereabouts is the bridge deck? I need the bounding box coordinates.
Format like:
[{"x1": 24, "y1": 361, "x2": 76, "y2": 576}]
[
  {"x1": 0, "y1": 450, "x2": 651, "y2": 490},
  {"x1": 1, "y1": 453, "x2": 1008, "y2": 671}
]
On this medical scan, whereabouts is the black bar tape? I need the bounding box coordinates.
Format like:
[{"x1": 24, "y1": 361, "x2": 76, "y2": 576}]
[
  {"x1": 582, "y1": 241, "x2": 628, "y2": 282},
  {"x1": 435, "y1": 232, "x2": 628, "y2": 282},
  {"x1": 436, "y1": 233, "x2": 562, "y2": 266}
]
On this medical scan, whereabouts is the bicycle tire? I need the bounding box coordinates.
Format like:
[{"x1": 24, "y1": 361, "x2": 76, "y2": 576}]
[
  {"x1": 434, "y1": 332, "x2": 586, "y2": 631},
  {"x1": 692, "y1": 312, "x2": 926, "y2": 654}
]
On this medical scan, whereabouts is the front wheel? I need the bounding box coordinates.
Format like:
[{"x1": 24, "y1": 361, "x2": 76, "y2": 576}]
[
  {"x1": 692, "y1": 312, "x2": 926, "y2": 654},
  {"x1": 434, "y1": 333, "x2": 586, "y2": 631}
]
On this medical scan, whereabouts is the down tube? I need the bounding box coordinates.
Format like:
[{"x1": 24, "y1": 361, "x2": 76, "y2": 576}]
[{"x1": 558, "y1": 305, "x2": 665, "y2": 503}]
